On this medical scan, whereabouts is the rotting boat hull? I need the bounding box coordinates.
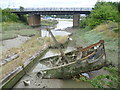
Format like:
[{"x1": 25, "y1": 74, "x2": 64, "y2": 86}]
[{"x1": 37, "y1": 40, "x2": 107, "y2": 79}]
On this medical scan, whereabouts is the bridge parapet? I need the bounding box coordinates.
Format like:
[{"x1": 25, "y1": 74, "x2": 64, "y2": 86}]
[
  {"x1": 10, "y1": 7, "x2": 92, "y2": 27},
  {"x1": 11, "y1": 7, "x2": 92, "y2": 11}
]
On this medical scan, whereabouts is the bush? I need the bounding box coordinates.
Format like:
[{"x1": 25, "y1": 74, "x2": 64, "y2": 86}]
[
  {"x1": 82, "y1": 2, "x2": 120, "y2": 29},
  {"x1": 88, "y1": 2, "x2": 119, "y2": 28},
  {"x1": 112, "y1": 28, "x2": 119, "y2": 33},
  {"x1": 2, "y1": 8, "x2": 19, "y2": 22},
  {"x1": 80, "y1": 17, "x2": 87, "y2": 28}
]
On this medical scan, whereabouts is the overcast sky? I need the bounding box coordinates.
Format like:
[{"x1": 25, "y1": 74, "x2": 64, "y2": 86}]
[{"x1": 0, "y1": 0, "x2": 119, "y2": 9}]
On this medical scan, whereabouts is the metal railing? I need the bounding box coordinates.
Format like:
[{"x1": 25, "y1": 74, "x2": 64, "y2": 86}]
[{"x1": 11, "y1": 7, "x2": 92, "y2": 11}]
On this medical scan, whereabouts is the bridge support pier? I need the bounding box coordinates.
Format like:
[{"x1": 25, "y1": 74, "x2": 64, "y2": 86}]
[
  {"x1": 73, "y1": 14, "x2": 80, "y2": 27},
  {"x1": 28, "y1": 14, "x2": 41, "y2": 27}
]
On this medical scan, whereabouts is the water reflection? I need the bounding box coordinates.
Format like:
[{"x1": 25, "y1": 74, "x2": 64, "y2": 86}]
[
  {"x1": 41, "y1": 30, "x2": 71, "y2": 37},
  {"x1": 14, "y1": 19, "x2": 93, "y2": 88},
  {"x1": 55, "y1": 19, "x2": 73, "y2": 30}
]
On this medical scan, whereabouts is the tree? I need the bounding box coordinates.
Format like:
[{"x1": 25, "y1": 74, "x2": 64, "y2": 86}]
[
  {"x1": 19, "y1": 6, "x2": 24, "y2": 11},
  {"x1": 86, "y1": 2, "x2": 119, "y2": 29},
  {"x1": 2, "y1": 8, "x2": 18, "y2": 22}
]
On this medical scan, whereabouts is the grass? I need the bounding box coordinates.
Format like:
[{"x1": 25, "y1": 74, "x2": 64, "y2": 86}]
[
  {"x1": 0, "y1": 19, "x2": 60, "y2": 80},
  {"x1": 1, "y1": 34, "x2": 69, "y2": 80},
  {"x1": 0, "y1": 19, "x2": 58, "y2": 41},
  {"x1": 43, "y1": 35, "x2": 68, "y2": 46},
  {"x1": 0, "y1": 31, "x2": 17, "y2": 40},
  {"x1": 0, "y1": 22, "x2": 40, "y2": 40},
  {"x1": 71, "y1": 22, "x2": 118, "y2": 66},
  {"x1": 0, "y1": 29, "x2": 39, "y2": 41},
  {"x1": 17, "y1": 29, "x2": 38, "y2": 37},
  {"x1": 71, "y1": 22, "x2": 119, "y2": 88},
  {"x1": 1, "y1": 35, "x2": 46, "y2": 80},
  {"x1": 2, "y1": 22, "x2": 32, "y2": 31}
]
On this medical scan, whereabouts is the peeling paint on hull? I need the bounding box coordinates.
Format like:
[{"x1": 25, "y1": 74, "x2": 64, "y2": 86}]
[{"x1": 37, "y1": 40, "x2": 107, "y2": 79}]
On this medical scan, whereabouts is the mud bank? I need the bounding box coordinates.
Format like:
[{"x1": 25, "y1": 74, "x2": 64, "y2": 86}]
[{"x1": 0, "y1": 35, "x2": 30, "y2": 53}]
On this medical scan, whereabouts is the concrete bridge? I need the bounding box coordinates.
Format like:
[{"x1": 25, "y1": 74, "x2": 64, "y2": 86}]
[{"x1": 10, "y1": 8, "x2": 92, "y2": 27}]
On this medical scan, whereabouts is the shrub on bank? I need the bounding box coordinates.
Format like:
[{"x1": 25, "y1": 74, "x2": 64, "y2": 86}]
[
  {"x1": 1, "y1": 8, "x2": 19, "y2": 22},
  {"x1": 80, "y1": 2, "x2": 120, "y2": 29}
]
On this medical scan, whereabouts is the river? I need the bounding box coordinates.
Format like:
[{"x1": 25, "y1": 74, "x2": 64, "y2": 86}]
[{"x1": 14, "y1": 19, "x2": 93, "y2": 88}]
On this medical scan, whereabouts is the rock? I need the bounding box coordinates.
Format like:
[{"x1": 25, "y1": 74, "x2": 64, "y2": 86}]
[
  {"x1": 68, "y1": 37, "x2": 73, "y2": 41},
  {"x1": 37, "y1": 71, "x2": 43, "y2": 79},
  {"x1": 38, "y1": 84, "x2": 41, "y2": 86},
  {"x1": 43, "y1": 86, "x2": 46, "y2": 88},
  {"x1": 23, "y1": 80, "x2": 30, "y2": 86},
  {"x1": 81, "y1": 73, "x2": 90, "y2": 78}
]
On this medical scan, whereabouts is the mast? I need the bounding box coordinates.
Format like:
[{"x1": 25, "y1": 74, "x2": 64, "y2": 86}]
[{"x1": 47, "y1": 28, "x2": 68, "y2": 63}]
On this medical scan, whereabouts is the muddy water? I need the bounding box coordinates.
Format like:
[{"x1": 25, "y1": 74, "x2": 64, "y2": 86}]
[
  {"x1": 55, "y1": 19, "x2": 73, "y2": 30},
  {"x1": 41, "y1": 19, "x2": 72, "y2": 37},
  {"x1": 14, "y1": 19, "x2": 93, "y2": 88},
  {"x1": 41, "y1": 30, "x2": 71, "y2": 37}
]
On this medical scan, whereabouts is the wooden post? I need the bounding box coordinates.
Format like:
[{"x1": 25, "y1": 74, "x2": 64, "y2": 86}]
[{"x1": 47, "y1": 29, "x2": 68, "y2": 63}]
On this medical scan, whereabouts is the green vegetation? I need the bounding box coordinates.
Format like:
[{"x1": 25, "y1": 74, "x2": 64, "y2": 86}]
[
  {"x1": 72, "y1": 21, "x2": 118, "y2": 65},
  {"x1": 1, "y1": 35, "x2": 44, "y2": 80},
  {"x1": 1, "y1": 8, "x2": 19, "y2": 22},
  {"x1": 1, "y1": 7, "x2": 27, "y2": 23},
  {"x1": 0, "y1": 7, "x2": 37, "y2": 40},
  {"x1": 0, "y1": 31, "x2": 17, "y2": 40},
  {"x1": 73, "y1": 66, "x2": 119, "y2": 88},
  {"x1": 0, "y1": 7, "x2": 58, "y2": 40},
  {"x1": 2, "y1": 22, "x2": 31, "y2": 31},
  {"x1": 75, "y1": 1, "x2": 119, "y2": 65},
  {"x1": 80, "y1": 2, "x2": 120, "y2": 29},
  {"x1": 18, "y1": 29, "x2": 37, "y2": 36},
  {"x1": 0, "y1": 22, "x2": 38, "y2": 40},
  {"x1": 88, "y1": 67, "x2": 118, "y2": 88},
  {"x1": 0, "y1": 29, "x2": 39, "y2": 41},
  {"x1": 0, "y1": 19, "x2": 58, "y2": 40},
  {"x1": 72, "y1": 1, "x2": 119, "y2": 88}
]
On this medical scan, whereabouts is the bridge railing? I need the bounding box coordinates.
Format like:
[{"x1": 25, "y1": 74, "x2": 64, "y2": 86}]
[{"x1": 11, "y1": 7, "x2": 92, "y2": 11}]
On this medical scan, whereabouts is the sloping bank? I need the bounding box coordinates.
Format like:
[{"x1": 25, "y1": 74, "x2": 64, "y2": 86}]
[
  {"x1": 71, "y1": 22, "x2": 118, "y2": 66},
  {"x1": 1, "y1": 34, "x2": 71, "y2": 89},
  {"x1": 1, "y1": 46, "x2": 49, "y2": 88}
]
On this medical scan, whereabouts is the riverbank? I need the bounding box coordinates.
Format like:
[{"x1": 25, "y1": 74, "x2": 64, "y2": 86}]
[
  {"x1": 1, "y1": 19, "x2": 118, "y2": 88},
  {"x1": 71, "y1": 22, "x2": 118, "y2": 66},
  {"x1": 65, "y1": 22, "x2": 118, "y2": 88},
  {"x1": 0, "y1": 19, "x2": 71, "y2": 83},
  {"x1": 0, "y1": 19, "x2": 58, "y2": 41},
  {"x1": 64, "y1": 22, "x2": 118, "y2": 66}
]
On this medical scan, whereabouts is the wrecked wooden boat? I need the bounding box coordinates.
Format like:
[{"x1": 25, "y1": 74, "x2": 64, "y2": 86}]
[{"x1": 37, "y1": 40, "x2": 107, "y2": 79}]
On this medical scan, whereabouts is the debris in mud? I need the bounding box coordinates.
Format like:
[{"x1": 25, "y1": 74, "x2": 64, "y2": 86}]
[
  {"x1": 1, "y1": 54, "x2": 19, "y2": 65},
  {"x1": 38, "y1": 84, "x2": 41, "y2": 86},
  {"x1": 23, "y1": 80, "x2": 30, "y2": 86},
  {"x1": 37, "y1": 71, "x2": 43, "y2": 79},
  {"x1": 40, "y1": 52, "x2": 78, "y2": 67}
]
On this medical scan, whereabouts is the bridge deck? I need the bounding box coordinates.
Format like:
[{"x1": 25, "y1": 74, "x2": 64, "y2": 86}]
[{"x1": 10, "y1": 8, "x2": 92, "y2": 15}]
